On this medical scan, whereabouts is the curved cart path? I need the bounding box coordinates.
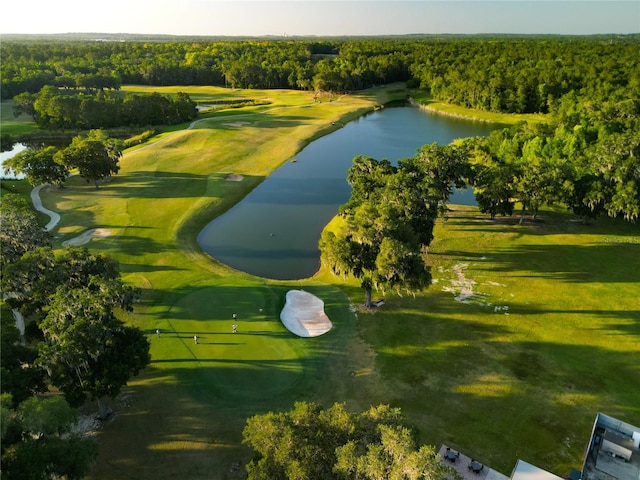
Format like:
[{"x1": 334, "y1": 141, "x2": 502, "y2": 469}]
[{"x1": 31, "y1": 184, "x2": 61, "y2": 231}]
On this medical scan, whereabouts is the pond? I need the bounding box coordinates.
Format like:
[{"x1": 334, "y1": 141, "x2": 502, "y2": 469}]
[
  {"x1": 1, "y1": 138, "x2": 73, "y2": 180},
  {"x1": 0, "y1": 143, "x2": 28, "y2": 179},
  {"x1": 198, "y1": 104, "x2": 505, "y2": 280}
]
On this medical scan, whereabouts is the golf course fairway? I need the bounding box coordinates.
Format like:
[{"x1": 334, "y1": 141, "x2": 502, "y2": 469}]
[{"x1": 28, "y1": 85, "x2": 640, "y2": 480}]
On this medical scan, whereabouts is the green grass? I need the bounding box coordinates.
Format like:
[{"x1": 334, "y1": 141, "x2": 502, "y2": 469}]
[
  {"x1": 336, "y1": 207, "x2": 640, "y2": 474},
  {"x1": 1, "y1": 100, "x2": 38, "y2": 137},
  {"x1": 411, "y1": 91, "x2": 549, "y2": 125},
  {"x1": 28, "y1": 85, "x2": 390, "y2": 480},
  {"x1": 4, "y1": 84, "x2": 639, "y2": 480}
]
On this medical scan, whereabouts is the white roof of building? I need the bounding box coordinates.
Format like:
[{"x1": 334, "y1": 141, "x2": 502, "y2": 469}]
[{"x1": 511, "y1": 460, "x2": 565, "y2": 480}]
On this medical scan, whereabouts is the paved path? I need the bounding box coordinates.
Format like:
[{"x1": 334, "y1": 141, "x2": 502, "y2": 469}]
[
  {"x1": 31, "y1": 184, "x2": 60, "y2": 232},
  {"x1": 18, "y1": 185, "x2": 61, "y2": 341}
]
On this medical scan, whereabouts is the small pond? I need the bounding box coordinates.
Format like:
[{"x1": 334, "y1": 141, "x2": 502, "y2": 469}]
[
  {"x1": 0, "y1": 143, "x2": 28, "y2": 179},
  {"x1": 1, "y1": 138, "x2": 74, "y2": 180},
  {"x1": 198, "y1": 104, "x2": 505, "y2": 280}
]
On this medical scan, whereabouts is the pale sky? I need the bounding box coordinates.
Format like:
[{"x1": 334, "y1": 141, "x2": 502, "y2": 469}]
[{"x1": 1, "y1": 1, "x2": 638, "y2": 36}]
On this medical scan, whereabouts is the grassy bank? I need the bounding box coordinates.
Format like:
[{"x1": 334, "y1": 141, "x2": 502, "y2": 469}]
[
  {"x1": 410, "y1": 91, "x2": 548, "y2": 125},
  {"x1": 7, "y1": 84, "x2": 640, "y2": 479}
]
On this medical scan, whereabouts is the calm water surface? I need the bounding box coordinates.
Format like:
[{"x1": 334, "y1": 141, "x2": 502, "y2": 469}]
[
  {"x1": 1, "y1": 139, "x2": 73, "y2": 179},
  {"x1": 0, "y1": 143, "x2": 28, "y2": 179},
  {"x1": 198, "y1": 105, "x2": 504, "y2": 280}
]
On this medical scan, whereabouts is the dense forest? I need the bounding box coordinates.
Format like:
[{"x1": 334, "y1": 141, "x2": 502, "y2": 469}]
[
  {"x1": 2, "y1": 35, "x2": 638, "y2": 113},
  {"x1": 2, "y1": 35, "x2": 639, "y2": 222},
  {"x1": 13, "y1": 86, "x2": 198, "y2": 130}
]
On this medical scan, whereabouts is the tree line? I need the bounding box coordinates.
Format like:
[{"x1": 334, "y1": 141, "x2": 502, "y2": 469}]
[
  {"x1": 12, "y1": 86, "x2": 197, "y2": 130},
  {"x1": 2, "y1": 36, "x2": 638, "y2": 114},
  {"x1": 1, "y1": 143, "x2": 149, "y2": 478},
  {"x1": 465, "y1": 87, "x2": 640, "y2": 223}
]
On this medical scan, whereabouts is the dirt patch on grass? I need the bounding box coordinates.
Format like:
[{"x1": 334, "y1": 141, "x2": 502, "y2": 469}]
[
  {"x1": 441, "y1": 263, "x2": 476, "y2": 302},
  {"x1": 439, "y1": 263, "x2": 510, "y2": 313},
  {"x1": 223, "y1": 121, "x2": 250, "y2": 128}
]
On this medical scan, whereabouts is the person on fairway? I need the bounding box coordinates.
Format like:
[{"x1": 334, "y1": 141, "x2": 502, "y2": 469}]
[
  {"x1": 232, "y1": 324, "x2": 237, "y2": 333},
  {"x1": 193, "y1": 335, "x2": 198, "y2": 344}
]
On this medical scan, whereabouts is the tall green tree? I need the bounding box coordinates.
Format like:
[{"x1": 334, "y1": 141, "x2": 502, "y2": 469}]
[
  {"x1": 514, "y1": 135, "x2": 571, "y2": 223},
  {"x1": 3, "y1": 146, "x2": 69, "y2": 187},
  {"x1": 0, "y1": 313, "x2": 47, "y2": 407},
  {"x1": 320, "y1": 155, "x2": 438, "y2": 307},
  {"x1": 11, "y1": 92, "x2": 37, "y2": 120},
  {"x1": 1, "y1": 393, "x2": 13, "y2": 439},
  {"x1": 37, "y1": 279, "x2": 149, "y2": 417},
  {"x1": 591, "y1": 131, "x2": 640, "y2": 221},
  {"x1": 2, "y1": 246, "x2": 122, "y2": 318},
  {"x1": 413, "y1": 142, "x2": 469, "y2": 216},
  {"x1": 0, "y1": 194, "x2": 51, "y2": 268},
  {"x1": 17, "y1": 396, "x2": 77, "y2": 438},
  {"x1": 54, "y1": 130, "x2": 121, "y2": 189},
  {"x1": 465, "y1": 139, "x2": 516, "y2": 220},
  {"x1": 1, "y1": 396, "x2": 98, "y2": 480},
  {"x1": 334, "y1": 424, "x2": 450, "y2": 480},
  {"x1": 243, "y1": 401, "x2": 452, "y2": 480}
]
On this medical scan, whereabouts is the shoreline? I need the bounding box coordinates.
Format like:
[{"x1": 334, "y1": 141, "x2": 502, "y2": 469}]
[
  {"x1": 409, "y1": 97, "x2": 499, "y2": 123},
  {"x1": 408, "y1": 96, "x2": 547, "y2": 125}
]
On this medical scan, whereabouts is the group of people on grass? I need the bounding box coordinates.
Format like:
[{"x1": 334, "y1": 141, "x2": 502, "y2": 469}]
[{"x1": 155, "y1": 313, "x2": 239, "y2": 345}]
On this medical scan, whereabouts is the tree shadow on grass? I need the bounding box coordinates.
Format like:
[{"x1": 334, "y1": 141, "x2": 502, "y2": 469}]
[
  {"x1": 104, "y1": 170, "x2": 217, "y2": 199},
  {"x1": 441, "y1": 208, "x2": 640, "y2": 238},
  {"x1": 223, "y1": 113, "x2": 316, "y2": 129},
  {"x1": 91, "y1": 285, "x2": 356, "y2": 480},
  {"x1": 89, "y1": 273, "x2": 640, "y2": 480},
  {"x1": 359, "y1": 303, "x2": 640, "y2": 475},
  {"x1": 482, "y1": 243, "x2": 640, "y2": 283},
  {"x1": 94, "y1": 232, "x2": 173, "y2": 256},
  {"x1": 495, "y1": 302, "x2": 640, "y2": 325},
  {"x1": 432, "y1": 242, "x2": 639, "y2": 284}
]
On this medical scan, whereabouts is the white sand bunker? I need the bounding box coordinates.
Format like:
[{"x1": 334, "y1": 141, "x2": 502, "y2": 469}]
[
  {"x1": 223, "y1": 121, "x2": 250, "y2": 128},
  {"x1": 62, "y1": 228, "x2": 113, "y2": 247},
  {"x1": 226, "y1": 173, "x2": 244, "y2": 181},
  {"x1": 280, "y1": 289, "x2": 333, "y2": 337}
]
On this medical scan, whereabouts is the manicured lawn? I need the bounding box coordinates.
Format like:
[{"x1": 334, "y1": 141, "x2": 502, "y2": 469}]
[
  {"x1": 336, "y1": 207, "x2": 640, "y2": 475},
  {"x1": 0, "y1": 100, "x2": 37, "y2": 137},
  {"x1": 35, "y1": 85, "x2": 393, "y2": 479},
  {"x1": 11, "y1": 84, "x2": 640, "y2": 479}
]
